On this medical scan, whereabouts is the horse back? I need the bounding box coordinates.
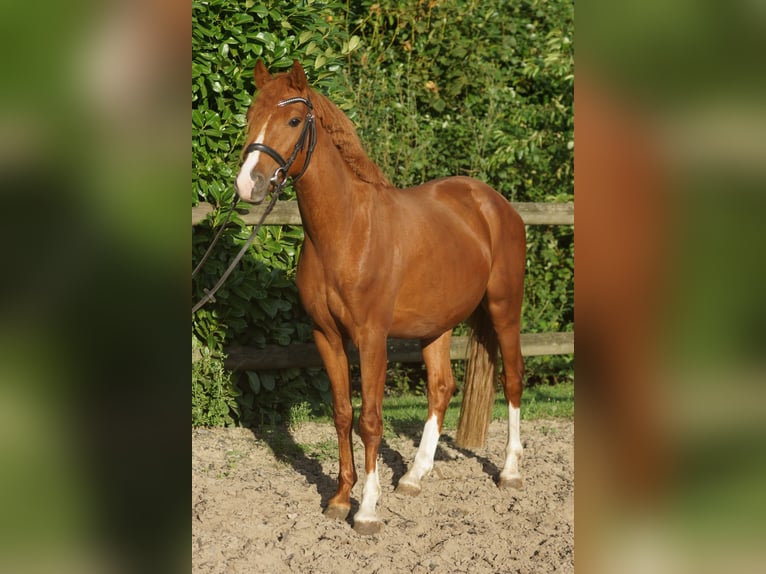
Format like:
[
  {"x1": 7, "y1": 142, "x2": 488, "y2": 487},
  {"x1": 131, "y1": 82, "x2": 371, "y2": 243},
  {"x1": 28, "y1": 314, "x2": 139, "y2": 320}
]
[{"x1": 394, "y1": 175, "x2": 523, "y2": 260}]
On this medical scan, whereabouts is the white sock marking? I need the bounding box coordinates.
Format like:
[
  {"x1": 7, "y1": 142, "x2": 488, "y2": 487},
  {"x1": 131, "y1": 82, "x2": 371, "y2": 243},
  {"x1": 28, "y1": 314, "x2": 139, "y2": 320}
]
[
  {"x1": 401, "y1": 415, "x2": 440, "y2": 487},
  {"x1": 354, "y1": 463, "x2": 381, "y2": 524},
  {"x1": 501, "y1": 403, "x2": 523, "y2": 480}
]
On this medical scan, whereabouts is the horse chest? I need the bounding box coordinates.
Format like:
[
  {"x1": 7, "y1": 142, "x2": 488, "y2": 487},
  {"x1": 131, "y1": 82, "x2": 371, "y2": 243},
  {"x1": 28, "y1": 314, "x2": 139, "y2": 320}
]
[{"x1": 297, "y1": 248, "x2": 397, "y2": 327}]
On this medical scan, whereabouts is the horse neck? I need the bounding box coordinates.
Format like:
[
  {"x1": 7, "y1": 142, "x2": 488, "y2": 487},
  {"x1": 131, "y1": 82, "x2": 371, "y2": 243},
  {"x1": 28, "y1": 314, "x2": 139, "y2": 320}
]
[{"x1": 294, "y1": 131, "x2": 379, "y2": 246}]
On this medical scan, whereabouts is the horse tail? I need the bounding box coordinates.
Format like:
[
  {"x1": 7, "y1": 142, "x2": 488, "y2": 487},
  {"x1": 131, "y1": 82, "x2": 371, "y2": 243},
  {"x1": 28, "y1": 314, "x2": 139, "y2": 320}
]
[{"x1": 455, "y1": 304, "x2": 498, "y2": 449}]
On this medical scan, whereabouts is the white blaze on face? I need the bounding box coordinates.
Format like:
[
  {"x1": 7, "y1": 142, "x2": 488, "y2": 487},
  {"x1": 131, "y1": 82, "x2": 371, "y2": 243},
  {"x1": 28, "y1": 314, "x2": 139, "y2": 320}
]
[{"x1": 235, "y1": 118, "x2": 270, "y2": 200}]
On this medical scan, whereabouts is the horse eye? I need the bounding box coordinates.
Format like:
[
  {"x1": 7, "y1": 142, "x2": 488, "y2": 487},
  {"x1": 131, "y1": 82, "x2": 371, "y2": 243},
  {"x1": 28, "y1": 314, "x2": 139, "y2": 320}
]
[{"x1": 288, "y1": 117, "x2": 301, "y2": 127}]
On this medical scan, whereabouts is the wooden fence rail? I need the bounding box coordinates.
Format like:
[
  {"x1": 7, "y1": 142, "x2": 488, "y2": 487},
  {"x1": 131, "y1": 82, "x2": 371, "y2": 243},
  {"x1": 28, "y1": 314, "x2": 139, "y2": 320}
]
[
  {"x1": 192, "y1": 200, "x2": 574, "y2": 370},
  {"x1": 223, "y1": 332, "x2": 574, "y2": 371},
  {"x1": 192, "y1": 200, "x2": 574, "y2": 226}
]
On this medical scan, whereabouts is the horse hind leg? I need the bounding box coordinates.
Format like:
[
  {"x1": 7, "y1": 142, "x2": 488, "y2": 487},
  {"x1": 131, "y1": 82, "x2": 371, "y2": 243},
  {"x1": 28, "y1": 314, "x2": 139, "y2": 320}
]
[
  {"x1": 487, "y1": 286, "x2": 525, "y2": 490},
  {"x1": 396, "y1": 331, "x2": 455, "y2": 496},
  {"x1": 498, "y1": 350, "x2": 524, "y2": 490}
]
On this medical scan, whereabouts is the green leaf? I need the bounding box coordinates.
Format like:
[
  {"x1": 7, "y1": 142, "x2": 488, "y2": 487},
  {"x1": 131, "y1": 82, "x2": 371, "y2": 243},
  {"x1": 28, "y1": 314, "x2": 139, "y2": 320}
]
[
  {"x1": 258, "y1": 298, "x2": 279, "y2": 318},
  {"x1": 298, "y1": 30, "x2": 313, "y2": 45},
  {"x1": 246, "y1": 371, "x2": 261, "y2": 393},
  {"x1": 234, "y1": 13, "x2": 254, "y2": 25},
  {"x1": 260, "y1": 373, "x2": 276, "y2": 392},
  {"x1": 250, "y1": 31, "x2": 274, "y2": 52},
  {"x1": 250, "y1": 4, "x2": 267, "y2": 17}
]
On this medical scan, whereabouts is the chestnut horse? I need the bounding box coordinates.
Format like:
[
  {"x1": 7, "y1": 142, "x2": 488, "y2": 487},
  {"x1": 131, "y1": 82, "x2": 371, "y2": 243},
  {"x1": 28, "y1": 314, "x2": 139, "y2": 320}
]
[{"x1": 235, "y1": 61, "x2": 526, "y2": 534}]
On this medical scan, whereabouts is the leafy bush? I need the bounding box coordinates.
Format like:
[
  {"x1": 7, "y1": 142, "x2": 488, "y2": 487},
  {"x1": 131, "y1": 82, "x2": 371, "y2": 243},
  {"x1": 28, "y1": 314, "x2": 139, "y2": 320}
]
[
  {"x1": 192, "y1": 336, "x2": 239, "y2": 427},
  {"x1": 192, "y1": 0, "x2": 574, "y2": 426},
  {"x1": 344, "y1": 0, "x2": 573, "y2": 198}
]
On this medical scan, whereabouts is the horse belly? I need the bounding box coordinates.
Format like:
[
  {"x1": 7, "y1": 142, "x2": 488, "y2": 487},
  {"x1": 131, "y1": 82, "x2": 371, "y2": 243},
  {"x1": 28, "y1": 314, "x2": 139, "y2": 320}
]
[{"x1": 388, "y1": 258, "x2": 489, "y2": 339}]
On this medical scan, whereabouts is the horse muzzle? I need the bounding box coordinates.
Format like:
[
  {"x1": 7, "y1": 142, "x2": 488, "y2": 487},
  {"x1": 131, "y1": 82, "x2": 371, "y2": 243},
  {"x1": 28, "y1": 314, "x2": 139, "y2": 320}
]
[
  {"x1": 235, "y1": 167, "x2": 270, "y2": 204},
  {"x1": 249, "y1": 171, "x2": 269, "y2": 203}
]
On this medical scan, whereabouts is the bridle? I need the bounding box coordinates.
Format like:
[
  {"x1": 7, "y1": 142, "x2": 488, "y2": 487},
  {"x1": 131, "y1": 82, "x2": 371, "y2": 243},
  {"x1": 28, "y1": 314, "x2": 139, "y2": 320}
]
[
  {"x1": 191, "y1": 96, "x2": 316, "y2": 314},
  {"x1": 244, "y1": 96, "x2": 317, "y2": 192}
]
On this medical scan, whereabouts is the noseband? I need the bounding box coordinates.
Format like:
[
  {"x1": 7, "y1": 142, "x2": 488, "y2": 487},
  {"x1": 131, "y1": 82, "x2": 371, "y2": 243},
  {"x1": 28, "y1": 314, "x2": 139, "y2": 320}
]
[{"x1": 244, "y1": 96, "x2": 317, "y2": 191}]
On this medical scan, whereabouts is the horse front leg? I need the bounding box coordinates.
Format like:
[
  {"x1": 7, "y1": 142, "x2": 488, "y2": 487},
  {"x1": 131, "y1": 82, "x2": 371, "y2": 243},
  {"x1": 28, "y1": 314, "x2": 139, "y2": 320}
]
[
  {"x1": 313, "y1": 328, "x2": 356, "y2": 520},
  {"x1": 353, "y1": 331, "x2": 388, "y2": 535}
]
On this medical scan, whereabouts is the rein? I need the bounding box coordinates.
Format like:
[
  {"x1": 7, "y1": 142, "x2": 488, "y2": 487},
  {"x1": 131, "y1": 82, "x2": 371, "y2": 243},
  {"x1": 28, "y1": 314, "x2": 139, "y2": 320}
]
[{"x1": 192, "y1": 96, "x2": 315, "y2": 314}]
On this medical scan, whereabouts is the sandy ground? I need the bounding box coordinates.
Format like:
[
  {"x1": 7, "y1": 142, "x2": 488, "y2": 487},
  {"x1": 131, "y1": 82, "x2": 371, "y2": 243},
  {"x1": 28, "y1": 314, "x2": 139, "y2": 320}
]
[{"x1": 192, "y1": 418, "x2": 573, "y2": 573}]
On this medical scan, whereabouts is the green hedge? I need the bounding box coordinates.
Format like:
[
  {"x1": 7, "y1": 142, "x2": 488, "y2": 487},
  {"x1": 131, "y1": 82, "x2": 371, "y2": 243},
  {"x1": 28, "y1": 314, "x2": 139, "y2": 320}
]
[{"x1": 192, "y1": 0, "x2": 573, "y2": 427}]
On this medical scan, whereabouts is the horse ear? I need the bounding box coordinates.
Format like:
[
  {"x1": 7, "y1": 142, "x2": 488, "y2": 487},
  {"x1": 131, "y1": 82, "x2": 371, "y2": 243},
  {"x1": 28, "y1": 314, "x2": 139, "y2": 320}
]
[
  {"x1": 289, "y1": 60, "x2": 307, "y2": 90},
  {"x1": 253, "y1": 60, "x2": 271, "y2": 89}
]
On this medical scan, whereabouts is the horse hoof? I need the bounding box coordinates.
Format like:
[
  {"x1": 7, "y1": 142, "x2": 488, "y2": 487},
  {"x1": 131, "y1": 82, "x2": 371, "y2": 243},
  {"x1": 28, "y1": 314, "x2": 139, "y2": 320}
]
[
  {"x1": 498, "y1": 475, "x2": 523, "y2": 490},
  {"x1": 323, "y1": 504, "x2": 350, "y2": 521},
  {"x1": 353, "y1": 520, "x2": 382, "y2": 536},
  {"x1": 395, "y1": 481, "x2": 421, "y2": 497}
]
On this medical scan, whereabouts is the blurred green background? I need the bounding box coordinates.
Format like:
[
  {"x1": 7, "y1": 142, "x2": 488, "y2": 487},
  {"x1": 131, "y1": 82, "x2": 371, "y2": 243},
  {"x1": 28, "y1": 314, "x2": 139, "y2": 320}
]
[{"x1": 577, "y1": 1, "x2": 766, "y2": 573}]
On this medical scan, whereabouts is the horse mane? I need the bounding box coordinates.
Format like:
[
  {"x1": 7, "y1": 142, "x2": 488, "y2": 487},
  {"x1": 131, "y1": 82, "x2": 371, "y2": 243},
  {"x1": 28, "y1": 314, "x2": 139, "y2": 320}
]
[{"x1": 308, "y1": 88, "x2": 393, "y2": 188}]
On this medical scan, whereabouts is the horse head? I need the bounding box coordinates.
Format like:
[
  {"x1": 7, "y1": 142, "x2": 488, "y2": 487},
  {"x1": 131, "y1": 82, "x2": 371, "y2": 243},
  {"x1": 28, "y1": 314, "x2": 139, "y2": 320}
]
[{"x1": 235, "y1": 60, "x2": 315, "y2": 203}]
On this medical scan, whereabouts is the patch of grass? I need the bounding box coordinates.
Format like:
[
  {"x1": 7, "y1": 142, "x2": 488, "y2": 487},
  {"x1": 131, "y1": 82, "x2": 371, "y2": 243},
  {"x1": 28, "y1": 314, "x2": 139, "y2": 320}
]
[
  {"x1": 372, "y1": 381, "x2": 573, "y2": 431},
  {"x1": 225, "y1": 449, "x2": 245, "y2": 467},
  {"x1": 258, "y1": 382, "x2": 573, "y2": 448},
  {"x1": 521, "y1": 382, "x2": 575, "y2": 420},
  {"x1": 216, "y1": 449, "x2": 247, "y2": 478},
  {"x1": 288, "y1": 401, "x2": 313, "y2": 429},
  {"x1": 302, "y1": 439, "x2": 338, "y2": 462}
]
